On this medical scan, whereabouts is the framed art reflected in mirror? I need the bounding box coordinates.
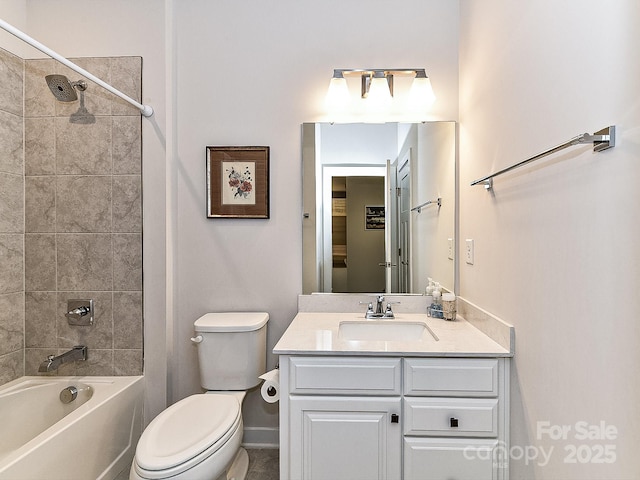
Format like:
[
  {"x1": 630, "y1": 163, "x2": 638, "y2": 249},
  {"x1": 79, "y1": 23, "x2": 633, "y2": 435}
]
[{"x1": 206, "y1": 146, "x2": 270, "y2": 219}]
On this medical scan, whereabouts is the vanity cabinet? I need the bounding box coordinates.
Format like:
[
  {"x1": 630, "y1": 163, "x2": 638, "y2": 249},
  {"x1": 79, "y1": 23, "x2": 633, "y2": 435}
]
[{"x1": 280, "y1": 356, "x2": 509, "y2": 480}]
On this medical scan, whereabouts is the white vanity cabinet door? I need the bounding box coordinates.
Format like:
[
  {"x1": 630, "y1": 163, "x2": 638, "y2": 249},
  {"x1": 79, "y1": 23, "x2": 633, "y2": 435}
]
[
  {"x1": 289, "y1": 396, "x2": 402, "y2": 480},
  {"x1": 404, "y1": 438, "x2": 500, "y2": 480}
]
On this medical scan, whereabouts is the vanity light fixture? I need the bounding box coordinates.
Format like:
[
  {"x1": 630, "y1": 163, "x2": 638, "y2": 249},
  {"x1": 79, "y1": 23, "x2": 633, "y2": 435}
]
[{"x1": 325, "y1": 68, "x2": 436, "y2": 115}]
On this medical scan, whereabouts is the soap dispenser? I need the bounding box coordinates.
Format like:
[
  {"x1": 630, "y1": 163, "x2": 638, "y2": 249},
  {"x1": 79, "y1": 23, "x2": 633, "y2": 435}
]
[
  {"x1": 430, "y1": 284, "x2": 443, "y2": 318},
  {"x1": 425, "y1": 278, "x2": 434, "y2": 306}
]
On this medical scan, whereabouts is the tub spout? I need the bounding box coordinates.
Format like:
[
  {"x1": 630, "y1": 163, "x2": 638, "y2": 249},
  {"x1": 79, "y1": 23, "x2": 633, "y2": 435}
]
[{"x1": 38, "y1": 346, "x2": 88, "y2": 373}]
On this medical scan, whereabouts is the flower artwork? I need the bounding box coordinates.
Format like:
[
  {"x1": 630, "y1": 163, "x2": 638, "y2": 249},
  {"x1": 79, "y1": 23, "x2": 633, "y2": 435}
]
[
  {"x1": 206, "y1": 146, "x2": 269, "y2": 219},
  {"x1": 223, "y1": 162, "x2": 255, "y2": 205}
]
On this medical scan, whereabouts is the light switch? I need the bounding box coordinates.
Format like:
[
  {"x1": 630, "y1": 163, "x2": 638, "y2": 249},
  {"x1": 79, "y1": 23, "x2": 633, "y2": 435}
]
[
  {"x1": 447, "y1": 238, "x2": 454, "y2": 260},
  {"x1": 465, "y1": 239, "x2": 474, "y2": 265}
]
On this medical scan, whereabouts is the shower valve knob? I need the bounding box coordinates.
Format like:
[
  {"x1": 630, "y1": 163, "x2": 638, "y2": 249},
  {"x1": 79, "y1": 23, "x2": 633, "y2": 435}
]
[{"x1": 65, "y1": 299, "x2": 94, "y2": 326}]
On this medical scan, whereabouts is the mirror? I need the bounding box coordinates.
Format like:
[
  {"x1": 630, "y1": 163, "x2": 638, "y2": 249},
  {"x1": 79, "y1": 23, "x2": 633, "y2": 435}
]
[{"x1": 302, "y1": 121, "x2": 456, "y2": 295}]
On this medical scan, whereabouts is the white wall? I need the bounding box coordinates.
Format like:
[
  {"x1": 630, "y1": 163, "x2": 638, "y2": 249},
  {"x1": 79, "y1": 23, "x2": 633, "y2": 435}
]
[
  {"x1": 0, "y1": 1, "x2": 28, "y2": 56},
  {"x1": 459, "y1": 1, "x2": 640, "y2": 478}
]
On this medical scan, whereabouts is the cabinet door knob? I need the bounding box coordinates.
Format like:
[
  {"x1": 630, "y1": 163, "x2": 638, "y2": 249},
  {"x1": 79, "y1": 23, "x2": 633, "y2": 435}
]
[
  {"x1": 391, "y1": 413, "x2": 399, "y2": 424},
  {"x1": 450, "y1": 417, "x2": 459, "y2": 428}
]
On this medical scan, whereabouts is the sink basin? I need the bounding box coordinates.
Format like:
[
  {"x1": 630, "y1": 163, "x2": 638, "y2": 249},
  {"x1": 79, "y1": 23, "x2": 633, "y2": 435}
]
[{"x1": 338, "y1": 320, "x2": 438, "y2": 342}]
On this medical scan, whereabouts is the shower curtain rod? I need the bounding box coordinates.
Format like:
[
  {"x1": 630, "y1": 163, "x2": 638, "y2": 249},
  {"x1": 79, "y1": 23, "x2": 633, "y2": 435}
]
[{"x1": 0, "y1": 18, "x2": 153, "y2": 117}]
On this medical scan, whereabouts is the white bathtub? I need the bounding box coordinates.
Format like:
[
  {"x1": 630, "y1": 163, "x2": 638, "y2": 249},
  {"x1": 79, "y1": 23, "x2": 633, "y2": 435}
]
[{"x1": 0, "y1": 376, "x2": 143, "y2": 480}]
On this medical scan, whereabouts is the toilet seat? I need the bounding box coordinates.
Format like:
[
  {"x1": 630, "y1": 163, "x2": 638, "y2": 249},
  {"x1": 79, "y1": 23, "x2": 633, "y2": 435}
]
[{"x1": 134, "y1": 394, "x2": 241, "y2": 478}]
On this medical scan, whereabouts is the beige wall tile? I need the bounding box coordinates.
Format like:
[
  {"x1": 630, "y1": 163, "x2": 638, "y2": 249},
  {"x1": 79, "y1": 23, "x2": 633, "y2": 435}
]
[
  {"x1": 110, "y1": 57, "x2": 142, "y2": 116},
  {"x1": 25, "y1": 234, "x2": 56, "y2": 291},
  {"x1": 0, "y1": 110, "x2": 23, "y2": 175},
  {"x1": 113, "y1": 234, "x2": 142, "y2": 291},
  {"x1": 0, "y1": 173, "x2": 24, "y2": 233},
  {"x1": 25, "y1": 176, "x2": 56, "y2": 233},
  {"x1": 0, "y1": 350, "x2": 23, "y2": 384},
  {"x1": 113, "y1": 117, "x2": 142, "y2": 174},
  {"x1": 57, "y1": 234, "x2": 113, "y2": 291},
  {"x1": 76, "y1": 348, "x2": 114, "y2": 376},
  {"x1": 24, "y1": 58, "x2": 56, "y2": 118},
  {"x1": 113, "y1": 176, "x2": 142, "y2": 233},
  {"x1": 113, "y1": 291, "x2": 142, "y2": 349},
  {"x1": 0, "y1": 49, "x2": 24, "y2": 116},
  {"x1": 55, "y1": 117, "x2": 112, "y2": 174},
  {"x1": 0, "y1": 292, "x2": 24, "y2": 356},
  {"x1": 0, "y1": 234, "x2": 24, "y2": 294},
  {"x1": 57, "y1": 176, "x2": 112, "y2": 233},
  {"x1": 25, "y1": 292, "x2": 57, "y2": 348},
  {"x1": 25, "y1": 118, "x2": 56, "y2": 175},
  {"x1": 114, "y1": 349, "x2": 143, "y2": 375}
]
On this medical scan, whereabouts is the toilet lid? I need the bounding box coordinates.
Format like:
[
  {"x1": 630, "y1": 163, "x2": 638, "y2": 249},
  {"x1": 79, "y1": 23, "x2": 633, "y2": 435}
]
[{"x1": 135, "y1": 394, "x2": 240, "y2": 472}]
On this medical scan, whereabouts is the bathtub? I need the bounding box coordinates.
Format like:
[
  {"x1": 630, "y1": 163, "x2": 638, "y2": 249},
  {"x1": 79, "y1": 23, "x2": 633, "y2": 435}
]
[{"x1": 0, "y1": 376, "x2": 143, "y2": 480}]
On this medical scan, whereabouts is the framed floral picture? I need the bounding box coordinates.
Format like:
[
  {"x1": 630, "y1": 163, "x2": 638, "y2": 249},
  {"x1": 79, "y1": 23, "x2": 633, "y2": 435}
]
[{"x1": 206, "y1": 146, "x2": 270, "y2": 219}]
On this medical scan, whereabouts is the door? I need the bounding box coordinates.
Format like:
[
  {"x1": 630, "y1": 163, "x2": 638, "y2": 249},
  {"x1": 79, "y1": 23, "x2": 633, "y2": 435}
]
[
  {"x1": 289, "y1": 396, "x2": 402, "y2": 480},
  {"x1": 397, "y1": 156, "x2": 411, "y2": 293},
  {"x1": 386, "y1": 159, "x2": 398, "y2": 293}
]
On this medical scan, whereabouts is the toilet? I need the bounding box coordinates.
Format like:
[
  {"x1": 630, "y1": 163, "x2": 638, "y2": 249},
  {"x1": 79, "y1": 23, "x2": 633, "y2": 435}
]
[{"x1": 130, "y1": 312, "x2": 269, "y2": 480}]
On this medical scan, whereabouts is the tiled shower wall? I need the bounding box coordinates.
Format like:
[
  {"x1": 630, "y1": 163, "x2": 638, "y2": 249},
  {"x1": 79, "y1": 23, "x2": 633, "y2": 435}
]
[
  {"x1": 0, "y1": 48, "x2": 25, "y2": 385},
  {"x1": 0, "y1": 49, "x2": 143, "y2": 384}
]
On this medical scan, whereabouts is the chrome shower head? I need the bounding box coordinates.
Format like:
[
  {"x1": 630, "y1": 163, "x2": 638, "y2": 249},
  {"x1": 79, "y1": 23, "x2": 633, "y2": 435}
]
[{"x1": 45, "y1": 74, "x2": 87, "y2": 102}]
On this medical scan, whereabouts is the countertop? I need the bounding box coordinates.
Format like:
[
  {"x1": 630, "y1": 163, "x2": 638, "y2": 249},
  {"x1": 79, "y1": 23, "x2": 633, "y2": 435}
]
[{"x1": 273, "y1": 311, "x2": 512, "y2": 357}]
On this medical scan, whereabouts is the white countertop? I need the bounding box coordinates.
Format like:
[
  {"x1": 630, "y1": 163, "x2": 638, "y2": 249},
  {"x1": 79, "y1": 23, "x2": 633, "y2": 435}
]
[{"x1": 273, "y1": 312, "x2": 512, "y2": 357}]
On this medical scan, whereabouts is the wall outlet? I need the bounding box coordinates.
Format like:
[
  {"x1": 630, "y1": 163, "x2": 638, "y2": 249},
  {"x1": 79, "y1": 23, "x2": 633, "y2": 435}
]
[
  {"x1": 447, "y1": 238, "x2": 454, "y2": 260},
  {"x1": 465, "y1": 239, "x2": 474, "y2": 265}
]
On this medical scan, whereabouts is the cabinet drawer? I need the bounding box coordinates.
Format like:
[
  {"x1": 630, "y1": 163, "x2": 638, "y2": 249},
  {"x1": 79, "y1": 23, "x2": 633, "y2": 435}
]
[
  {"x1": 404, "y1": 358, "x2": 498, "y2": 397},
  {"x1": 404, "y1": 437, "x2": 500, "y2": 480},
  {"x1": 289, "y1": 357, "x2": 402, "y2": 395},
  {"x1": 404, "y1": 397, "x2": 498, "y2": 437}
]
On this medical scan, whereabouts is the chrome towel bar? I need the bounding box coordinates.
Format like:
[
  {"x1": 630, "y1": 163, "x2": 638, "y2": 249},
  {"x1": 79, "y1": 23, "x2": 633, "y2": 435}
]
[
  {"x1": 411, "y1": 197, "x2": 441, "y2": 213},
  {"x1": 471, "y1": 125, "x2": 615, "y2": 190}
]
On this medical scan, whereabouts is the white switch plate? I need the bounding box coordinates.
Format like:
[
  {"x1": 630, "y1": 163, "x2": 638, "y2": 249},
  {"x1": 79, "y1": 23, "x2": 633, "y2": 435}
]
[
  {"x1": 447, "y1": 238, "x2": 454, "y2": 260},
  {"x1": 465, "y1": 239, "x2": 474, "y2": 265}
]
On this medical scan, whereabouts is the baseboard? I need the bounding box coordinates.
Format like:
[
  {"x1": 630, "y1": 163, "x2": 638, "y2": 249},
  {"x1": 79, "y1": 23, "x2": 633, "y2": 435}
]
[{"x1": 242, "y1": 427, "x2": 279, "y2": 449}]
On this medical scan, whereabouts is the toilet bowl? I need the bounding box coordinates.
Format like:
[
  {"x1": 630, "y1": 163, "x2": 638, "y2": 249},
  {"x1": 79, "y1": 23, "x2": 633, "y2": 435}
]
[
  {"x1": 130, "y1": 392, "x2": 246, "y2": 480},
  {"x1": 130, "y1": 312, "x2": 269, "y2": 480}
]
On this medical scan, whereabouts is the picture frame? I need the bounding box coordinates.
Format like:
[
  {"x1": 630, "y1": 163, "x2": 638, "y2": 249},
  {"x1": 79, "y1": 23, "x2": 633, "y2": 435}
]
[
  {"x1": 206, "y1": 146, "x2": 270, "y2": 219},
  {"x1": 365, "y1": 205, "x2": 385, "y2": 230}
]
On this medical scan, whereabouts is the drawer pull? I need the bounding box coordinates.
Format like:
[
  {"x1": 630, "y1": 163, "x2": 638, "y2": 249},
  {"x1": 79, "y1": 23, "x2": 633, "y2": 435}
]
[
  {"x1": 450, "y1": 417, "x2": 459, "y2": 428},
  {"x1": 391, "y1": 414, "x2": 399, "y2": 424}
]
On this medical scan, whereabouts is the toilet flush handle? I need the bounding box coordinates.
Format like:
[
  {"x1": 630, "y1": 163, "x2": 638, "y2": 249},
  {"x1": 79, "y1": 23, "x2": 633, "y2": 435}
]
[{"x1": 190, "y1": 335, "x2": 203, "y2": 344}]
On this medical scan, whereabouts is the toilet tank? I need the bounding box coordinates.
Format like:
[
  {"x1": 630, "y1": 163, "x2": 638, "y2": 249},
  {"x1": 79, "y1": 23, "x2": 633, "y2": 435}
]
[{"x1": 193, "y1": 312, "x2": 268, "y2": 390}]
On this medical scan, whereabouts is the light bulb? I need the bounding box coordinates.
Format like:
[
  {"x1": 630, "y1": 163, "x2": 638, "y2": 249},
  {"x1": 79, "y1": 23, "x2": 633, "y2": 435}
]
[
  {"x1": 325, "y1": 75, "x2": 350, "y2": 113},
  {"x1": 366, "y1": 74, "x2": 392, "y2": 112},
  {"x1": 408, "y1": 75, "x2": 435, "y2": 110}
]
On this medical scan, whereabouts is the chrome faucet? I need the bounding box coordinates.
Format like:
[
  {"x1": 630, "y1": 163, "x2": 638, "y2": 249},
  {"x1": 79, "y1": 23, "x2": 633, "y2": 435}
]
[
  {"x1": 38, "y1": 346, "x2": 88, "y2": 373},
  {"x1": 363, "y1": 295, "x2": 396, "y2": 319}
]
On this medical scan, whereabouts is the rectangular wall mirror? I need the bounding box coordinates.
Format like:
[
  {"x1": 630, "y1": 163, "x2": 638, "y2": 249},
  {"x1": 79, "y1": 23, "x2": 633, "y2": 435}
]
[{"x1": 302, "y1": 121, "x2": 456, "y2": 295}]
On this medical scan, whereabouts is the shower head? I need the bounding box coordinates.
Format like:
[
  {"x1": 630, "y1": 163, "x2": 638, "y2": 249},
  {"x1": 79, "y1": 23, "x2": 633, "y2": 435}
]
[{"x1": 45, "y1": 74, "x2": 87, "y2": 102}]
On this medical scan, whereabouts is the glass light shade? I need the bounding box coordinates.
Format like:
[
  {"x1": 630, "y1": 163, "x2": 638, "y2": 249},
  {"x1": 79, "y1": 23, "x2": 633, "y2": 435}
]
[
  {"x1": 366, "y1": 76, "x2": 392, "y2": 111},
  {"x1": 408, "y1": 76, "x2": 436, "y2": 109},
  {"x1": 325, "y1": 77, "x2": 350, "y2": 112}
]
